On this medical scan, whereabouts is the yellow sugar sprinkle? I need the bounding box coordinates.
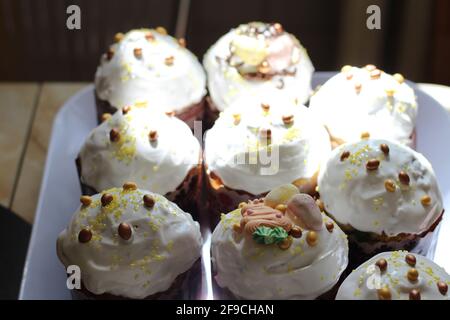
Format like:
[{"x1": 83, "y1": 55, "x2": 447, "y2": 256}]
[
  {"x1": 283, "y1": 127, "x2": 301, "y2": 142},
  {"x1": 396, "y1": 103, "x2": 407, "y2": 113},
  {"x1": 79, "y1": 211, "x2": 88, "y2": 219},
  {"x1": 372, "y1": 197, "x2": 384, "y2": 211},
  {"x1": 110, "y1": 254, "x2": 122, "y2": 267},
  {"x1": 344, "y1": 168, "x2": 357, "y2": 181},
  {"x1": 249, "y1": 248, "x2": 265, "y2": 261},
  {"x1": 353, "y1": 288, "x2": 362, "y2": 297},
  {"x1": 390, "y1": 276, "x2": 399, "y2": 286},
  {"x1": 287, "y1": 264, "x2": 294, "y2": 273},
  {"x1": 91, "y1": 233, "x2": 102, "y2": 242},
  {"x1": 358, "y1": 274, "x2": 364, "y2": 285},
  {"x1": 152, "y1": 254, "x2": 165, "y2": 261},
  {"x1": 124, "y1": 114, "x2": 133, "y2": 122},
  {"x1": 110, "y1": 122, "x2": 137, "y2": 163},
  {"x1": 101, "y1": 195, "x2": 121, "y2": 214},
  {"x1": 386, "y1": 101, "x2": 393, "y2": 112},
  {"x1": 120, "y1": 197, "x2": 128, "y2": 207},
  {"x1": 167, "y1": 240, "x2": 174, "y2": 251},
  {"x1": 147, "y1": 219, "x2": 160, "y2": 231},
  {"x1": 134, "y1": 100, "x2": 148, "y2": 108},
  {"x1": 348, "y1": 144, "x2": 372, "y2": 166},
  {"x1": 221, "y1": 209, "x2": 241, "y2": 229},
  {"x1": 121, "y1": 74, "x2": 130, "y2": 82},
  {"x1": 113, "y1": 209, "x2": 123, "y2": 221},
  {"x1": 90, "y1": 199, "x2": 101, "y2": 208},
  {"x1": 291, "y1": 244, "x2": 303, "y2": 256},
  {"x1": 425, "y1": 267, "x2": 434, "y2": 276}
]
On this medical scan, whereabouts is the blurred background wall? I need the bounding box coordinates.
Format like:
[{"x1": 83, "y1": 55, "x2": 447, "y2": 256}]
[{"x1": 0, "y1": 0, "x2": 448, "y2": 84}]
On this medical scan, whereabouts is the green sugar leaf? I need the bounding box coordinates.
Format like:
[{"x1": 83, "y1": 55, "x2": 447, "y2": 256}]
[
  {"x1": 270, "y1": 227, "x2": 289, "y2": 244},
  {"x1": 253, "y1": 226, "x2": 274, "y2": 244},
  {"x1": 252, "y1": 226, "x2": 288, "y2": 245}
]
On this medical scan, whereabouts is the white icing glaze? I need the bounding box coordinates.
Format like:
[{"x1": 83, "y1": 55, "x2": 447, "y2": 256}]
[
  {"x1": 309, "y1": 66, "x2": 418, "y2": 146},
  {"x1": 79, "y1": 105, "x2": 201, "y2": 195},
  {"x1": 95, "y1": 28, "x2": 206, "y2": 113},
  {"x1": 318, "y1": 138, "x2": 443, "y2": 236},
  {"x1": 57, "y1": 187, "x2": 202, "y2": 299},
  {"x1": 336, "y1": 251, "x2": 450, "y2": 300},
  {"x1": 204, "y1": 96, "x2": 331, "y2": 195},
  {"x1": 203, "y1": 22, "x2": 314, "y2": 112},
  {"x1": 211, "y1": 209, "x2": 348, "y2": 299},
  {"x1": 205, "y1": 95, "x2": 331, "y2": 195}
]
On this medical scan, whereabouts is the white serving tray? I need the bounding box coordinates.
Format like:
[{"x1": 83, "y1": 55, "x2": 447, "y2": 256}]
[{"x1": 19, "y1": 73, "x2": 450, "y2": 299}]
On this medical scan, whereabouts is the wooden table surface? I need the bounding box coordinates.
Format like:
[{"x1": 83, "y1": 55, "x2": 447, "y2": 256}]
[
  {"x1": 0, "y1": 82, "x2": 88, "y2": 223},
  {"x1": 1, "y1": 82, "x2": 450, "y2": 224}
]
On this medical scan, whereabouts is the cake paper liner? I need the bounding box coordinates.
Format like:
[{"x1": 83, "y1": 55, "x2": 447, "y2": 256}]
[
  {"x1": 70, "y1": 259, "x2": 201, "y2": 300},
  {"x1": 203, "y1": 164, "x2": 319, "y2": 227},
  {"x1": 211, "y1": 271, "x2": 343, "y2": 300},
  {"x1": 76, "y1": 157, "x2": 202, "y2": 220},
  {"x1": 95, "y1": 91, "x2": 206, "y2": 130},
  {"x1": 326, "y1": 126, "x2": 417, "y2": 150},
  {"x1": 334, "y1": 210, "x2": 443, "y2": 267},
  {"x1": 203, "y1": 96, "x2": 220, "y2": 131}
]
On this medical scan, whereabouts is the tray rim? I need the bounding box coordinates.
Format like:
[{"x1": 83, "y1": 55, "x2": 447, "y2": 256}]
[
  {"x1": 19, "y1": 85, "x2": 95, "y2": 299},
  {"x1": 19, "y1": 73, "x2": 450, "y2": 299}
]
